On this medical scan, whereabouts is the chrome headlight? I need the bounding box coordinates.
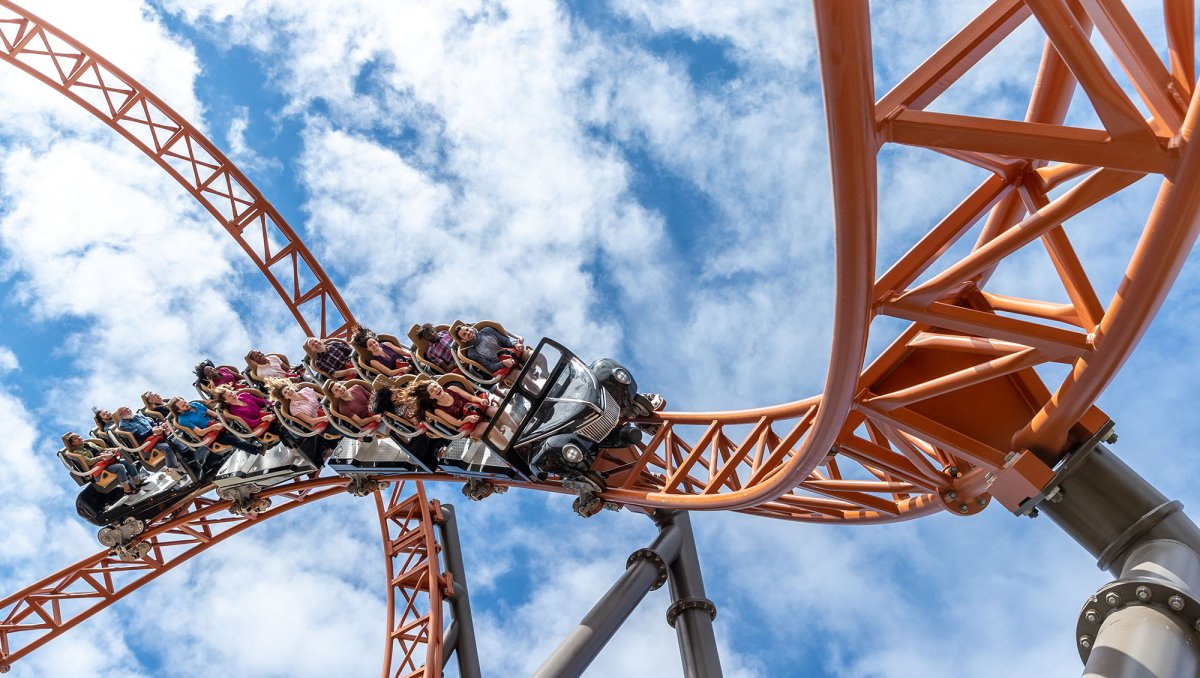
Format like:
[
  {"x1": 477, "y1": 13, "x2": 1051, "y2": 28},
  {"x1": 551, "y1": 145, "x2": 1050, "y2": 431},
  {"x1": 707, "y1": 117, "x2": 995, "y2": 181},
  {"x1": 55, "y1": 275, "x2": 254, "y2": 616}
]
[
  {"x1": 561, "y1": 443, "x2": 585, "y2": 465},
  {"x1": 612, "y1": 367, "x2": 631, "y2": 384}
]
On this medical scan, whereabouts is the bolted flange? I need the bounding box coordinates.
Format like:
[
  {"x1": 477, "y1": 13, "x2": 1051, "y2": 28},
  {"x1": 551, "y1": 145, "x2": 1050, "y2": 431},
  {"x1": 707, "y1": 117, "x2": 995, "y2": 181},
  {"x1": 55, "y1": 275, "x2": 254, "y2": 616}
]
[
  {"x1": 1076, "y1": 578, "x2": 1200, "y2": 663},
  {"x1": 627, "y1": 548, "x2": 670, "y2": 590},
  {"x1": 666, "y1": 596, "x2": 717, "y2": 628}
]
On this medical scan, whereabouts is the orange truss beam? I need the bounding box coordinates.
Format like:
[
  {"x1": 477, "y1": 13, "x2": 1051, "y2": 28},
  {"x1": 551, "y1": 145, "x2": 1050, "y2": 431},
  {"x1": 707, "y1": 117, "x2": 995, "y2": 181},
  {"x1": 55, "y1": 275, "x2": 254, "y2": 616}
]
[
  {"x1": 0, "y1": 0, "x2": 356, "y2": 338},
  {"x1": 0, "y1": 2, "x2": 445, "y2": 675},
  {"x1": 1, "y1": 0, "x2": 1198, "y2": 669},
  {"x1": 0, "y1": 478, "x2": 346, "y2": 672},
  {"x1": 376, "y1": 484, "x2": 445, "y2": 678}
]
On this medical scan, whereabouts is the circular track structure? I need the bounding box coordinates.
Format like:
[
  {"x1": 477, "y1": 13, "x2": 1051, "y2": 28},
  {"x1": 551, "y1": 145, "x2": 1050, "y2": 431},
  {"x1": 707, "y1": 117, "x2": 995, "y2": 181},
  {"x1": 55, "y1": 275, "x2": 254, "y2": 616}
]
[
  {"x1": 1, "y1": 0, "x2": 1198, "y2": 673},
  {"x1": 0, "y1": 3, "x2": 447, "y2": 676}
]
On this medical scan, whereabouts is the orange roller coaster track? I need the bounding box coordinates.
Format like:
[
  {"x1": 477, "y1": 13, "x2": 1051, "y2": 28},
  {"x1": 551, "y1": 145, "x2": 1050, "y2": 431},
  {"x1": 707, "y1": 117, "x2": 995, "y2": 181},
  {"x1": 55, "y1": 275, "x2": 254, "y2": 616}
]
[
  {"x1": 2, "y1": 0, "x2": 1198, "y2": 674},
  {"x1": 0, "y1": 2, "x2": 445, "y2": 676}
]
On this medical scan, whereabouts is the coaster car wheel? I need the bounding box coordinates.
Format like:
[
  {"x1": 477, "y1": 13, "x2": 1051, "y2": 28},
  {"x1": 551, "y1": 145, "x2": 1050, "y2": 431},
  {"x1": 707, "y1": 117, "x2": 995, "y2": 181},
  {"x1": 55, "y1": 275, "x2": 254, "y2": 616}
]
[
  {"x1": 572, "y1": 493, "x2": 604, "y2": 518},
  {"x1": 97, "y1": 526, "x2": 119, "y2": 547}
]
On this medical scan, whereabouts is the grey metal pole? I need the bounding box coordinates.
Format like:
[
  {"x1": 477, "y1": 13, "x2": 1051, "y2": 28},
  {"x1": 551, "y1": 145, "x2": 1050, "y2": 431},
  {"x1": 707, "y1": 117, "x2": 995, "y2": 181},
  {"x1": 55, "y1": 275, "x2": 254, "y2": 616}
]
[
  {"x1": 436, "y1": 504, "x2": 482, "y2": 678},
  {"x1": 442, "y1": 619, "x2": 459, "y2": 668},
  {"x1": 657, "y1": 511, "x2": 723, "y2": 678},
  {"x1": 533, "y1": 521, "x2": 684, "y2": 678},
  {"x1": 1081, "y1": 540, "x2": 1200, "y2": 678},
  {"x1": 1038, "y1": 444, "x2": 1200, "y2": 677}
]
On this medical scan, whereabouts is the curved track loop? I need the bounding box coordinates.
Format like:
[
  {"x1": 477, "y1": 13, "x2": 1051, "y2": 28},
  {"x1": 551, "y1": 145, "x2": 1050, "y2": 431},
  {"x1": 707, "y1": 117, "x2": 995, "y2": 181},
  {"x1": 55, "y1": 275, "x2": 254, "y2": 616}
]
[
  {"x1": 1, "y1": 0, "x2": 1197, "y2": 669},
  {"x1": 0, "y1": 2, "x2": 446, "y2": 675},
  {"x1": 514, "y1": 0, "x2": 1197, "y2": 521},
  {"x1": 0, "y1": 0, "x2": 355, "y2": 338},
  {"x1": 0, "y1": 477, "x2": 346, "y2": 673},
  {"x1": 376, "y1": 484, "x2": 445, "y2": 678}
]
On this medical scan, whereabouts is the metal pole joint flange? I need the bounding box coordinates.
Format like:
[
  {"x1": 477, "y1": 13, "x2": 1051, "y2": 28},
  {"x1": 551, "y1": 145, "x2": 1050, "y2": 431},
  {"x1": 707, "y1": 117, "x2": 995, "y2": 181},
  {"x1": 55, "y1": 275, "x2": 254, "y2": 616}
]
[
  {"x1": 666, "y1": 596, "x2": 717, "y2": 628},
  {"x1": 627, "y1": 547, "x2": 670, "y2": 590},
  {"x1": 1075, "y1": 577, "x2": 1200, "y2": 662}
]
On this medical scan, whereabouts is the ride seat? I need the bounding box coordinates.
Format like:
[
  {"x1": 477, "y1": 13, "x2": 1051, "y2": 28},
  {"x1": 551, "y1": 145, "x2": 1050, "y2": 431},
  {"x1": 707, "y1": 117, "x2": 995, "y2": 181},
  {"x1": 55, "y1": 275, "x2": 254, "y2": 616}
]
[
  {"x1": 352, "y1": 333, "x2": 409, "y2": 380},
  {"x1": 321, "y1": 378, "x2": 381, "y2": 439},
  {"x1": 372, "y1": 374, "x2": 425, "y2": 441},
  {"x1": 167, "y1": 412, "x2": 232, "y2": 454},
  {"x1": 215, "y1": 388, "x2": 281, "y2": 447},
  {"x1": 61, "y1": 449, "x2": 123, "y2": 493},
  {"x1": 449, "y1": 319, "x2": 522, "y2": 387},
  {"x1": 407, "y1": 323, "x2": 454, "y2": 376},
  {"x1": 422, "y1": 373, "x2": 485, "y2": 440},
  {"x1": 271, "y1": 388, "x2": 334, "y2": 439},
  {"x1": 108, "y1": 426, "x2": 167, "y2": 470}
]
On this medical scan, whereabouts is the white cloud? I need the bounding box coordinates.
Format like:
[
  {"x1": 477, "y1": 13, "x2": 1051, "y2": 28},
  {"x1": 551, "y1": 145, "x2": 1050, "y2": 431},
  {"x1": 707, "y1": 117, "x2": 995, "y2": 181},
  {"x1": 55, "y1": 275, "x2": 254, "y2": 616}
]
[
  {"x1": 0, "y1": 1, "x2": 1196, "y2": 677},
  {"x1": 0, "y1": 346, "x2": 18, "y2": 373}
]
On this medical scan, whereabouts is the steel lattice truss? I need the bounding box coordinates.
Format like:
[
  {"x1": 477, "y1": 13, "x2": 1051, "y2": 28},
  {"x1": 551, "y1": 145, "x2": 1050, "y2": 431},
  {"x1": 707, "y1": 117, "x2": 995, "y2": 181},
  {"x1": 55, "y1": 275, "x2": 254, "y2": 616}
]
[
  {"x1": 377, "y1": 485, "x2": 446, "y2": 678},
  {"x1": 0, "y1": 2, "x2": 444, "y2": 675},
  {"x1": 1, "y1": 0, "x2": 1198, "y2": 674},
  {"x1": 0, "y1": 2, "x2": 356, "y2": 338}
]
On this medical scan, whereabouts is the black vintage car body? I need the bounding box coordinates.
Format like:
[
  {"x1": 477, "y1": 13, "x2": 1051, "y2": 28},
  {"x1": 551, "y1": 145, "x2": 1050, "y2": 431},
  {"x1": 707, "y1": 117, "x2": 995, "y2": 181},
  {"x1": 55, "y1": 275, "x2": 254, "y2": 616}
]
[{"x1": 479, "y1": 338, "x2": 645, "y2": 486}]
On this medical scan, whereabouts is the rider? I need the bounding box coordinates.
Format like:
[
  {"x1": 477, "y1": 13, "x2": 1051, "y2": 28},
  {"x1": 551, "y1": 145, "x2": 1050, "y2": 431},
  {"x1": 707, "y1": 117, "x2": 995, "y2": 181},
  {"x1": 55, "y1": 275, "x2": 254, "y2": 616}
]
[{"x1": 61, "y1": 432, "x2": 143, "y2": 494}]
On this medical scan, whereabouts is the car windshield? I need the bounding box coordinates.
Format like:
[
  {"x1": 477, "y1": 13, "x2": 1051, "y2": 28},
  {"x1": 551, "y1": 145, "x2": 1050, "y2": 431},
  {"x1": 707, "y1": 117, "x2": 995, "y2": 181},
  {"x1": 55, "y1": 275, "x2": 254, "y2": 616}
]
[{"x1": 520, "y1": 358, "x2": 597, "y2": 441}]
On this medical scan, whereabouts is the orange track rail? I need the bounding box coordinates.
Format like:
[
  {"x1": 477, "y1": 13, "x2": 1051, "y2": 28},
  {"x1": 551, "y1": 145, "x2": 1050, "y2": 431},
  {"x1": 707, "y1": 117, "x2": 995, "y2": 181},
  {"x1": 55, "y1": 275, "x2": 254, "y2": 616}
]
[
  {"x1": 0, "y1": 3, "x2": 444, "y2": 675},
  {"x1": 2, "y1": 0, "x2": 1198, "y2": 672}
]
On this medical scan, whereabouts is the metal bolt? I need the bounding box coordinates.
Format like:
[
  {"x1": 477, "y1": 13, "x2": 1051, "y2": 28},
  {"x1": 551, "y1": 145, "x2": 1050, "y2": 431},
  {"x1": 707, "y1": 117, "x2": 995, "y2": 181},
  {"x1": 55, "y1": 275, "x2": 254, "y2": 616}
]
[
  {"x1": 1084, "y1": 609, "x2": 1100, "y2": 623},
  {"x1": 1105, "y1": 592, "x2": 1121, "y2": 607},
  {"x1": 947, "y1": 491, "x2": 958, "y2": 500},
  {"x1": 1194, "y1": 619, "x2": 1200, "y2": 632},
  {"x1": 948, "y1": 466, "x2": 960, "y2": 477},
  {"x1": 1105, "y1": 431, "x2": 1118, "y2": 444},
  {"x1": 1169, "y1": 595, "x2": 1185, "y2": 611},
  {"x1": 958, "y1": 504, "x2": 969, "y2": 513},
  {"x1": 977, "y1": 497, "x2": 988, "y2": 507},
  {"x1": 1136, "y1": 585, "x2": 1152, "y2": 601},
  {"x1": 1079, "y1": 635, "x2": 1092, "y2": 649},
  {"x1": 1028, "y1": 507, "x2": 1039, "y2": 519}
]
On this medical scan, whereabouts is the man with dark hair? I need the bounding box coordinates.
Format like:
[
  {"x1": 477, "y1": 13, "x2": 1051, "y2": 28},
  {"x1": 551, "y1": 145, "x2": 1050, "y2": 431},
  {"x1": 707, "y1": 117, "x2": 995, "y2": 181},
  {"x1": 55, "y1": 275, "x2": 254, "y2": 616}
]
[{"x1": 304, "y1": 337, "x2": 356, "y2": 380}]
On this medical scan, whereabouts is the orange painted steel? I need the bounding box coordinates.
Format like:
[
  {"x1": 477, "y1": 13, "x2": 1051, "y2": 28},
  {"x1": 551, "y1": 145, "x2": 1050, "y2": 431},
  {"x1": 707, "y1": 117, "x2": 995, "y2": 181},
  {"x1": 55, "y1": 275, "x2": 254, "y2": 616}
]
[
  {"x1": 2, "y1": 0, "x2": 1193, "y2": 525},
  {"x1": 0, "y1": 0, "x2": 355, "y2": 339},
  {"x1": 2, "y1": 0, "x2": 1198, "y2": 669},
  {"x1": 0, "y1": 478, "x2": 346, "y2": 672},
  {"x1": 376, "y1": 484, "x2": 445, "y2": 678},
  {"x1": 0, "y1": 2, "x2": 445, "y2": 675}
]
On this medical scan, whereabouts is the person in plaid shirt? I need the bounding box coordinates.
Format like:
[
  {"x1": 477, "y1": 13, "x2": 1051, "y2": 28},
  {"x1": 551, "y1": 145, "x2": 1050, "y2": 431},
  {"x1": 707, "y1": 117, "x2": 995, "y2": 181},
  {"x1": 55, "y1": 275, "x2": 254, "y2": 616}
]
[
  {"x1": 417, "y1": 323, "x2": 456, "y2": 371},
  {"x1": 304, "y1": 337, "x2": 356, "y2": 379}
]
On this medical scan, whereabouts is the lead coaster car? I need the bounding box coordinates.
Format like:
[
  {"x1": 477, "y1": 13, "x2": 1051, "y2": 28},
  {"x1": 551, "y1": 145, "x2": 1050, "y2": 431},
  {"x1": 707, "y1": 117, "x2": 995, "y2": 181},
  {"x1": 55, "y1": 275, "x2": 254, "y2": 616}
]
[{"x1": 479, "y1": 338, "x2": 655, "y2": 500}]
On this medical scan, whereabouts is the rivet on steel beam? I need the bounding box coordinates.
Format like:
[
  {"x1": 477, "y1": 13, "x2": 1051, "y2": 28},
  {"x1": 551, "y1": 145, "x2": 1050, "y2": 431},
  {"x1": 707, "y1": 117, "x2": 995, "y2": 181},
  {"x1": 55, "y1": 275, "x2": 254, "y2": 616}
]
[
  {"x1": 1135, "y1": 585, "x2": 1152, "y2": 601},
  {"x1": 1194, "y1": 619, "x2": 1200, "y2": 632},
  {"x1": 1169, "y1": 595, "x2": 1185, "y2": 611},
  {"x1": 947, "y1": 491, "x2": 958, "y2": 500},
  {"x1": 976, "y1": 497, "x2": 987, "y2": 507},
  {"x1": 1084, "y1": 609, "x2": 1099, "y2": 623},
  {"x1": 1105, "y1": 592, "x2": 1121, "y2": 607},
  {"x1": 958, "y1": 504, "x2": 969, "y2": 513},
  {"x1": 1079, "y1": 635, "x2": 1092, "y2": 649}
]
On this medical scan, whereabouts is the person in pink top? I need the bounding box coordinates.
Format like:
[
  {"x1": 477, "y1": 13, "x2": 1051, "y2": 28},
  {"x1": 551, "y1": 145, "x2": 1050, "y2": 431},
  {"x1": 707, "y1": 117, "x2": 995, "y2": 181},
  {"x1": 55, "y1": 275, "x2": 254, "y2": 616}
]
[
  {"x1": 265, "y1": 378, "x2": 328, "y2": 428},
  {"x1": 213, "y1": 386, "x2": 275, "y2": 430}
]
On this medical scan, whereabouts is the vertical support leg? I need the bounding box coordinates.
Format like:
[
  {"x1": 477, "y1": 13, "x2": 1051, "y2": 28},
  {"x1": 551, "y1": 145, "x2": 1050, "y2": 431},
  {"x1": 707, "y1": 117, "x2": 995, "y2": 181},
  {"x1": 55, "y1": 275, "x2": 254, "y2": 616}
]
[
  {"x1": 435, "y1": 504, "x2": 482, "y2": 678},
  {"x1": 533, "y1": 521, "x2": 684, "y2": 678},
  {"x1": 657, "y1": 512, "x2": 723, "y2": 678}
]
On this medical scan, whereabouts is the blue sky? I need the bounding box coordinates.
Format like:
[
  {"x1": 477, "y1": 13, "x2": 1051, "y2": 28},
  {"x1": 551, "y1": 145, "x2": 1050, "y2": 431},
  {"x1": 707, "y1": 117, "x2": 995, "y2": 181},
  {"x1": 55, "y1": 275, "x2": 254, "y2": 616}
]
[{"x1": 0, "y1": 1, "x2": 1198, "y2": 676}]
